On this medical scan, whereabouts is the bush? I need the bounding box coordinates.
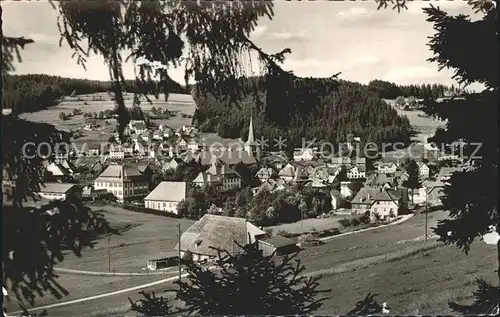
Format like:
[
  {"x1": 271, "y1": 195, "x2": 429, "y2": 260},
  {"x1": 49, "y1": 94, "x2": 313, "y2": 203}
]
[
  {"x1": 338, "y1": 218, "x2": 352, "y2": 228},
  {"x1": 318, "y1": 228, "x2": 340, "y2": 238},
  {"x1": 351, "y1": 217, "x2": 361, "y2": 227},
  {"x1": 121, "y1": 203, "x2": 181, "y2": 219}
]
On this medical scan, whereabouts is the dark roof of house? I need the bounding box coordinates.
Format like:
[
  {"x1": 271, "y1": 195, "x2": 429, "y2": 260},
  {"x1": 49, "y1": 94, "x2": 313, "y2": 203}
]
[
  {"x1": 259, "y1": 235, "x2": 296, "y2": 248},
  {"x1": 38, "y1": 182, "x2": 77, "y2": 194},
  {"x1": 198, "y1": 150, "x2": 257, "y2": 166},
  {"x1": 175, "y1": 214, "x2": 265, "y2": 257},
  {"x1": 96, "y1": 164, "x2": 144, "y2": 180}
]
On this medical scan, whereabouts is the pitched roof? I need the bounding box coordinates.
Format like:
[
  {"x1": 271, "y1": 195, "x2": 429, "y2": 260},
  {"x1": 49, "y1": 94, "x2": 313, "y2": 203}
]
[
  {"x1": 366, "y1": 173, "x2": 392, "y2": 187},
  {"x1": 263, "y1": 153, "x2": 288, "y2": 163},
  {"x1": 278, "y1": 163, "x2": 295, "y2": 177},
  {"x1": 193, "y1": 172, "x2": 221, "y2": 184},
  {"x1": 259, "y1": 235, "x2": 296, "y2": 248},
  {"x1": 175, "y1": 214, "x2": 265, "y2": 257},
  {"x1": 145, "y1": 181, "x2": 187, "y2": 202},
  {"x1": 96, "y1": 164, "x2": 144, "y2": 180},
  {"x1": 198, "y1": 150, "x2": 257, "y2": 166},
  {"x1": 38, "y1": 182, "x2": 76, "y2": 194},
  {"x1": 256, "y1": 167, "x2": 274, "y2": 177}
]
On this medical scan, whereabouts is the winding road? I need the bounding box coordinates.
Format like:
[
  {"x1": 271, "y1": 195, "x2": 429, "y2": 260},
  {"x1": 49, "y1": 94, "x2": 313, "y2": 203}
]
[{"x1": 5, "y1": 210, "x2": 448, "y2": 316}]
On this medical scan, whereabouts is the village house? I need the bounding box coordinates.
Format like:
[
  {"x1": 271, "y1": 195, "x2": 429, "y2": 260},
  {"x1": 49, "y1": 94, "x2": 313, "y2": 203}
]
[
  {"x1": 93, "y1": 164, "x2": 149, "y2": 202},
  {"x1": 375, "y1": 162, "x2": 398, "y2": 174},
  {"x1": 176, "y1": 214, "x2": 266, "y2": 262},
  {"x1": 205, "y1": 159, "x2": 242, "y2": 191},
  {"x1": 369, "y1": 188, "x2": 402, "y2": 221},
  {"x1": 144, "y1": 181, "x2": 187, "y2": 214},
  {"x1": 109, "y1": 145, "x2": 125, "y2": 160},
  {"x1": 149, "y1": 144, "x2": 159, "y2": 159},
  {"x1": 37, "y1": 183, "x2": 81, "y2": 201},
  {"x1": 347, "y1": 166, "x2": 366, "y2": 179},
  {"x1": 252, "y1": 178, "x2": 286, "y2": 196},
  {"x1": 366, "y1": 172, "x2": 393, "y2": 188},
  {"x1": 141, "y1": 131, "x2": 152, "y2": 142},
  {"x1": 258, "y1": 235, "x2": 298, "y2": 257},
  {"x1": 45, "y1": 161, "x2": 74, "y2": 178},
  {"x1": 177, "y1": 137, "x2": 188, "y2": 149},
  {"x1": 192, "y1": 172, "x2": 222, "y2": 188},
  {"x1": 197, "y1": 149, "x2": 257, "y2": 166},
  {"x1": 262, "y1": 153, "x2": 288, "y2": 170},
  {"x1": 256, "y1": 167, "x2": 275, "y2": 182},
  {"x1": 129, "y1": 120, "x2": 148, "y2": 134},
  {"x1": 152, "y1": 130, "x2": 162, "y2": 141},
  {"x1": 293, "y1": 148, "x2": 315, "y2": 162},
  {"x1": 411, "y1": 186, "x2": 427, "y2": 205},
  {"x1": 418, "y1": 162, "x2": 430, "y2": 179},
  {"x1": 162, "y1": 158, "x2": 180, "y2": 171},
  {"x1": 350, "y1": 187, "x2": 378, "y2": 215},
  {"x1": 81, "y1": 185, "x2": 107, "y2": 201},
  {"x1": 87, "y1": 147, "x2": 100, "y2": 156},
  {"x1": 278, "y1": 163, "x2": 295, "y2": 182},
  {"x1": 424, "y1": 180, "x2": 445, "y2": 206},
  {"x1": 187, "y1": 138, "x2": 199, "y2": 152}
]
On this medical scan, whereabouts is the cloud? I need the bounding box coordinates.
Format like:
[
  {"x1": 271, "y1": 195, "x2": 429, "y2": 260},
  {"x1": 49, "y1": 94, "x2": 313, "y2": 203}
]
[
  {"x1": 407, "y1": 0, "x2": 473, "y2": 15},
  {"x1": 336, "y1": 7, "x2": 369, "y2": 17},
  {"x1": 356, "y1": 54, "x2": 380, "y2": 65},
  {"x1": 382, "y1": 65, "x2": 448, "y2": 84},
  {"x1": 268, "y1": 30, "x2": 307, "y2": 41},
  {"x1": 250, "y1": 25, "x2": 268, "y2": 40}
]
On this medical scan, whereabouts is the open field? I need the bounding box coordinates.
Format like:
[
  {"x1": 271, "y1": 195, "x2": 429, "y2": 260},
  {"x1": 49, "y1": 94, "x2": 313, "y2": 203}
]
[
  {"x1": 267, "y1": 214, "x2": 359, "y2": 235},
  {"x1": 3, "y1": 274, "x2": 164, "y2": 312},
  {"x1": 35, "y1": 239, "x2": 495, "y2": 316},
  {"x1": 295, "y1": 210, "x2": 449, "y2": 273},
  {"x1": 58, "y1": 205, "x2": 195, "y2": 273},
  {"x1": 384, "y1": 99, "x2": 445, "y2": 143},
  {"x1": 315, "y1": 241, "x2": 496, "y2": 315},
  {"x1": 18, "y1": 92, "x2": 240, "y2": 147},
  {"x1": 19, "y1": 92, "x2": 196, "y2": 132}
]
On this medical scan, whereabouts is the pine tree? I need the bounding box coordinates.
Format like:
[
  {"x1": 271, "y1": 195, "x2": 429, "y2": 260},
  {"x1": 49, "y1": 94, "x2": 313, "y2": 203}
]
[
  {"x1": 420, "y1": 1, "x2": 498, "y2": 314},
  {"x1": 402, "y1": 159, "x2": 422, "y2": 205}
]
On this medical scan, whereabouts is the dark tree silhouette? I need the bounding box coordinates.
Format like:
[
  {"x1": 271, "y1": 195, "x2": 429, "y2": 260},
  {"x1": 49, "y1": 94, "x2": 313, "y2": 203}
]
[
  {"x1": 129, "y1": 291, "x2": 173, "y2": 316},
  {"x1": 402, "y1": 159, "x2": 422, "y2": 205},
  {"x1": 417, "y1": 0, "x2": 498, "y2": 314},
  {"x1": 130, "y1": 241, "x2": 329, "y2": 315},
  {"x1": 346, "y1": 293, "x2": 384, "y2": 316}
]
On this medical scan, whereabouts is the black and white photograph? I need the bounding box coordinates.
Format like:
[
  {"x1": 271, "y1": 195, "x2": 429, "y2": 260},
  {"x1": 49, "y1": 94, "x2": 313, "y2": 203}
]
[{"x1": 2, "y1": 0, "x2": 498, "y2": 316}]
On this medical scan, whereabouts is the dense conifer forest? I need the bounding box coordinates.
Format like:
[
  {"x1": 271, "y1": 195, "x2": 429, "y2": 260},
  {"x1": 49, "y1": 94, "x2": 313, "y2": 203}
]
[
  {"x1": 367, "y1": 79, "x2": 466, "y2": 100},
  {"x1": 192, "y1": 77, "x2": 414, "y2": 149}
]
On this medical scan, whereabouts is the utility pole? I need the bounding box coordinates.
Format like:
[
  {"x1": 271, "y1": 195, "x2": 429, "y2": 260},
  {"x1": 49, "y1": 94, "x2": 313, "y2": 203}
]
[
  {"x1": 177, "y1": 223, "x2": 182, "y2": 287},
  {"x1": 108, "y1": 236, "x2": 111, "y2": 272},
  {"x1": 424, "y1": 193, "x2": 428, "y2": 243}
]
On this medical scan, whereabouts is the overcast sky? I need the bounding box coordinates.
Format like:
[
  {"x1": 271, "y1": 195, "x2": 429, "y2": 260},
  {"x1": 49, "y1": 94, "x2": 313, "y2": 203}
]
[{"x1": 4, "y1": 0, "x2": 477, "y2": 87}]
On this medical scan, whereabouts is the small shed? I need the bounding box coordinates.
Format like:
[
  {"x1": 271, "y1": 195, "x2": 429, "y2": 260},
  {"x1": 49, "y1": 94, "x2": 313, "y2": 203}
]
[
  {"x1": 258, "y1": 235, "x2": 298, "y2": 257},
  {"x1": 146, "y1": 252, "x2": 179, "y2": 271}
]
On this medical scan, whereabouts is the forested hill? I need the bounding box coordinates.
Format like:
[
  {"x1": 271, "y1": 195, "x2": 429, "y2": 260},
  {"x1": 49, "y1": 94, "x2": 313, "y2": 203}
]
[
  {"x1": 2, "y1": 74, "x2": 188, "y2": 114},
  {"x1": 192, "y1": 77, "x2": 413, "y2": 149},
  {"x1": 367, "y1": 79, "x2": 466, "y2": 100}
]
